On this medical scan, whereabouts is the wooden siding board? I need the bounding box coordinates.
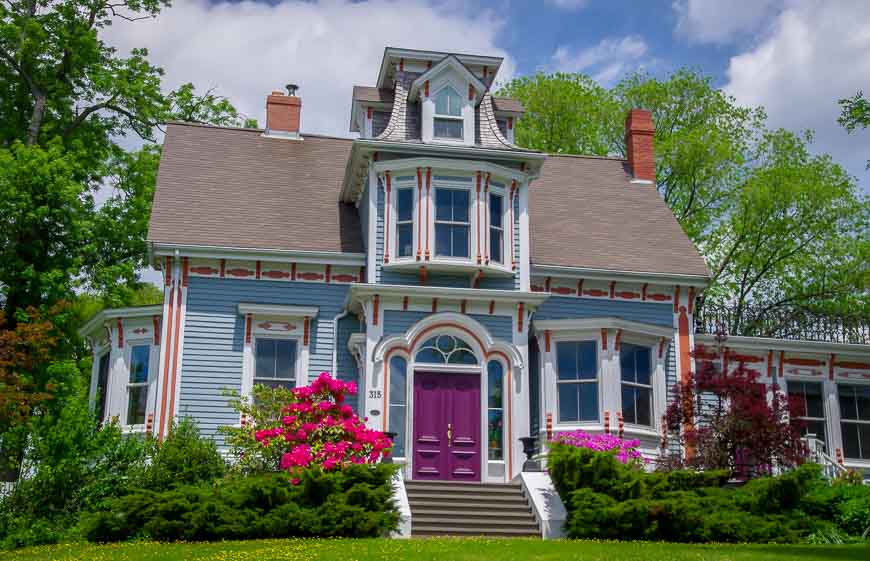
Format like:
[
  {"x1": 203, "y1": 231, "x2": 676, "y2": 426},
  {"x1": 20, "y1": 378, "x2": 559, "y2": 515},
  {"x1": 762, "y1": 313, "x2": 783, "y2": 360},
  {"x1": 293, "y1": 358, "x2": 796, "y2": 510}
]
[
  {"x1": 534, "y1": 296, "x2": 673, "y2": 327},
  {"x1": 382, "y1": 310, "x2": 512, "y2": 342},
  {"x1": 178, "y1": 277, "x2": 351, "y2": 441}
]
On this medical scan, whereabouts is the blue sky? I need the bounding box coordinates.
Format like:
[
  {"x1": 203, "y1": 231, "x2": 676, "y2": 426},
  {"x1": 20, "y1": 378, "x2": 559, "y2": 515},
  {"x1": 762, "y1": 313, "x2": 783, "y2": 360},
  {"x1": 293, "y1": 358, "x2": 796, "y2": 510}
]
[{"x1": 105, "y1": 0, "x2": 869, "y2": 191}]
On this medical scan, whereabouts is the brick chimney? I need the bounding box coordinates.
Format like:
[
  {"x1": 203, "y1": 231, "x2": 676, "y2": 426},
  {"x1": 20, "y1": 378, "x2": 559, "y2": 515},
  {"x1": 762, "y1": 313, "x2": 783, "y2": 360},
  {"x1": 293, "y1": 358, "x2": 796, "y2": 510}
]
[
  {"x1": 624, "y1": 108, "x2": 655, "y2": 182},
  {"x1": 265, "y1": 85, "x2": 301, "y2": 139}
]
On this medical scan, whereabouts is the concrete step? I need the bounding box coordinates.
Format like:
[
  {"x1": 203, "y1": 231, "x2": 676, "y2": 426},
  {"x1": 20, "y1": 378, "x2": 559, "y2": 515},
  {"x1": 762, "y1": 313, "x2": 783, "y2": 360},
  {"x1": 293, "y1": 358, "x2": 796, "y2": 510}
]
[
  {"x1": 409, "y1": 499, "x2": 533, "y2": 511},
  {"x1": 413, "y1": 516, "x2": 538, "y2": 528},
  {"x1": 412, "y1": 524, "x2": 540, "y2": 537},
  {"x1": 405, "y1": 482, "x2": 523, "y2": 495},
  {"x1": 411, "y1": 508, "x2": 534, "y2": 519},
  {"x1": 406, "y1": 491, "x2": 531, "y2": 504}
]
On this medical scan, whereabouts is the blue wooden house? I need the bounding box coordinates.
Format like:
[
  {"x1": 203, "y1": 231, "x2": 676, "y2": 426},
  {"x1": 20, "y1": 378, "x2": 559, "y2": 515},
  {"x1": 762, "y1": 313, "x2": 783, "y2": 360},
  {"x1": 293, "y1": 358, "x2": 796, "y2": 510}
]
[{"x1": 81, "y1": 47, "x2": 870, "y2": 537}]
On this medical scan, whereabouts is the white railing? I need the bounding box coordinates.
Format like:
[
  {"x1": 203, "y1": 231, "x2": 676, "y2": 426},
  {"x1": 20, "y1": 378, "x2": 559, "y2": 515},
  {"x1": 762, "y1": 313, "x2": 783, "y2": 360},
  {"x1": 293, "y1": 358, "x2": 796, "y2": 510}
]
[{"x1": 803, "y1": 434, "x2": 847, "y2": 480}]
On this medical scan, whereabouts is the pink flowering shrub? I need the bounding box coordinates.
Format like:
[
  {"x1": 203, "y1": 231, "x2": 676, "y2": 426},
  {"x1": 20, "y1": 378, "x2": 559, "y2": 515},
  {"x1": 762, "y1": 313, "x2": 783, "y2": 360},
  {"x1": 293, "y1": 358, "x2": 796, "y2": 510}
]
[
  {"x1": 221, "y1": 372, "x2": 392, "y2": 480},
  {"x1": 554, "y1": 430, "x2": 644, "y2": 464}
]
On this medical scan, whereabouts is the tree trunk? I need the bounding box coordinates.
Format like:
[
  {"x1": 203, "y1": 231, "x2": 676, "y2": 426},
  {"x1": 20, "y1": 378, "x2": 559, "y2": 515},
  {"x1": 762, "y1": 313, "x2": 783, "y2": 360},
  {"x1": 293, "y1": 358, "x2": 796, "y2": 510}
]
[{"x1": 26, "y1": 92, "x2": 45, "y2": 145}]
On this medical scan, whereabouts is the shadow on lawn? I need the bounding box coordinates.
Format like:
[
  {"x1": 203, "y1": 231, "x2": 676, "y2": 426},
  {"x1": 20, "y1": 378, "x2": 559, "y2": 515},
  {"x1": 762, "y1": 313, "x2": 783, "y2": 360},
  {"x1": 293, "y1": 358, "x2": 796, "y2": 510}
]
[{"x1": 751, "y1": 545, "x2": 870, "y2": 560}]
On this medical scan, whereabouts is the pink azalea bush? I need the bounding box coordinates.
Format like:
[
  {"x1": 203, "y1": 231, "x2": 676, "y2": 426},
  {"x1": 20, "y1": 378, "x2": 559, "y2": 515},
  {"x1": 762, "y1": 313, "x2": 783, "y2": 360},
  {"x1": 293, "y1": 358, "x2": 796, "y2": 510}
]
[
  {"x1": 223, "y1": 372, "x2": 392, "y2": 482},
  {"x1": 554, "y1": 430, "x2": 644, "y2": 464}
]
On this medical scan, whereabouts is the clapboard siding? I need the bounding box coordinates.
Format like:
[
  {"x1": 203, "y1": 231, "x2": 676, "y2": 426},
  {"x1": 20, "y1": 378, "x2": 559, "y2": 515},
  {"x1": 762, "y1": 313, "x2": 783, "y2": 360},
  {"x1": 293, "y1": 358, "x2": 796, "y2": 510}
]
[
  {"x1": 178, "y1": 277, "x2": 351, "y2": 440},
  {"x1": 534, "y1": 296, "x2": 673, "y2": 327},
  {"x1": 383, "y1": 310, "x2": 513, "y2": 342},
  {"x1": 359, "y1": 177, "x2": 370, "y2": 252},
  {"x1": 336, "y1": 313, "x2": 363, "y2": 412}
]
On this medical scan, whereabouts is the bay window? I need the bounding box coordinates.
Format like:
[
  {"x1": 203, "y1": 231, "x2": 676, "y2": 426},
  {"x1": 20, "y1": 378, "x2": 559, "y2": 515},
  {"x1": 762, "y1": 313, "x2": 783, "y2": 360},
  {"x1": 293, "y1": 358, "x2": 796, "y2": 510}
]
[
  {"x1": 620, "y1": 343, "x2": 652, "y2": 427},
  {"x1": 126, "y1": 344, "x2": 150, "y2": 426},
  {"x1": 433, "y1": 86, "x2": 463, "y2": 139},
  {"x1": 788, "y1": 381, "x2": 827, "y2": 447},
  {"x1": 489, "y1": 192, "x2": 503, "y2": 264},
  {"x1": 396, "y1": 188, "x2": 414, "y2": 258},
  {"x1": 435, "y1": 188, "x2": 470, "y2": 258},
  {"x1": 556, "y1": 341, "x2": 598, "y2": 423},
  {"x1": 839, "y1": 384, "x2": 870, "y2": 460}
]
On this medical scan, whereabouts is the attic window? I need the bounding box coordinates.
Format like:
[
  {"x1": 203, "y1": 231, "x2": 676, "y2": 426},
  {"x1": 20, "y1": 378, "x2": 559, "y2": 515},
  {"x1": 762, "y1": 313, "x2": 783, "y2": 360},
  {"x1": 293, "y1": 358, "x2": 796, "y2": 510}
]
[{"x1": 433, "y1": 86, "x2": 463, "y2": 139}]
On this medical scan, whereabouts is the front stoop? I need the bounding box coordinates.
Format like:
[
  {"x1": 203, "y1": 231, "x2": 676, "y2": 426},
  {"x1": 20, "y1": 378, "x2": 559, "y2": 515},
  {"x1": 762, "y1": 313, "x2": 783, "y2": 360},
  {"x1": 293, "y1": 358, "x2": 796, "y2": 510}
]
[{"x1": 405, "y1": 480, "x2": 541, "y2": 537}]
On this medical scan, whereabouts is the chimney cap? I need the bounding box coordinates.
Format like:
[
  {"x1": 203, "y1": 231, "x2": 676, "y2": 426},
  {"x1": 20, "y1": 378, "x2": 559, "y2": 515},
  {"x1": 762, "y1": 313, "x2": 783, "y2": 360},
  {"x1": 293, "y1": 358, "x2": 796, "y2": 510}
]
[{"x1": 286, "y1": 83, "x2": 299, "y2": 96}]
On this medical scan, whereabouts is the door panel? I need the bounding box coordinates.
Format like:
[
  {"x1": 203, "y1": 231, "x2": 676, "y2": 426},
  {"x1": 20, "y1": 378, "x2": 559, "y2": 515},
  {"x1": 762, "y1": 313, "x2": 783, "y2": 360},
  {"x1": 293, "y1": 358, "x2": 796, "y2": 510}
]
[{"x1": 412, "y1": 372, "x2": 481, "y2": 481}]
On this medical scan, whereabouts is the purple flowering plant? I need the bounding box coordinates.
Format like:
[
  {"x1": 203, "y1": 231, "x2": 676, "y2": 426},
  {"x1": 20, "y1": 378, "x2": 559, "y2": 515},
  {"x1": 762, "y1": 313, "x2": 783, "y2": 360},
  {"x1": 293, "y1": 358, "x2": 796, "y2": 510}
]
[{"x1": 554, "y1": 430, "x2": 645, "y2": 465}]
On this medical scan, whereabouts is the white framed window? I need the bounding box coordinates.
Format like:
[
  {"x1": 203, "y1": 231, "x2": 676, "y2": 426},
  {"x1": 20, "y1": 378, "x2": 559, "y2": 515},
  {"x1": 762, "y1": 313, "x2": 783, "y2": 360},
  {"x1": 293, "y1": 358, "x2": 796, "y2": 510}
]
[
  {"x1": 433, "y1": 86, "x2": 463, "y2": 139},
  {"x1": 95, "y1": 351, "x2": 111, "y2": 422},
  {"x1": 487, "y1": 360, "x2": 505, "y2": 461},
  {"x1": 396, "y1": 187, "x2": 414, "y2": 258},
  {"x1": 556, "y1": 341, "x2": 599, "y2": 423},
  {"x1": 839, "y1": 384, "x2": 870, "y2": 460},
  {"x1": 489, "y1": 192, "x2": 504, "y2": 264},
  {"x1": 126, "y1": 344, "x2": 151, "y2": 426},
  {"x1": 620, "y1": 343, "x2": 653, "y2": 427},
  {"x1": 254, "y1": 338, "x2": 297, "y2": 389},
  {"x1": 388, "y1": 356, "x2": 408, "y2": 458},
  {"x1": 239, "y1": 304, "x2": 316, "y2": 399},
  {"x1": 435, "y1": 187, "x2": 471, "y2": 258},
  {"x1": 787, "y1": 380, "x2": 827, "y2": 447}
]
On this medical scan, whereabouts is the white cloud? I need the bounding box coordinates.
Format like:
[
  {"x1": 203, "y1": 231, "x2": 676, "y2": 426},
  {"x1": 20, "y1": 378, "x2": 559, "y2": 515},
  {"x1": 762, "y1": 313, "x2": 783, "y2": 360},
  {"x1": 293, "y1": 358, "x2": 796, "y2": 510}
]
[
  {"x1": 724, "y1": 0, "x2": 870, "y2": 190},
  {"x1": 551, "y1": 36, "x2": 649, "y2": 84},
  {"x1": 103, "y1": 0, "x2": 514, "y2": 138},
  {"x1": 673, "y1": 0, "x2": 781, "y2": 44},
  {"x1": 545, "y1": 0, "x2": 589, "y2": 10}
]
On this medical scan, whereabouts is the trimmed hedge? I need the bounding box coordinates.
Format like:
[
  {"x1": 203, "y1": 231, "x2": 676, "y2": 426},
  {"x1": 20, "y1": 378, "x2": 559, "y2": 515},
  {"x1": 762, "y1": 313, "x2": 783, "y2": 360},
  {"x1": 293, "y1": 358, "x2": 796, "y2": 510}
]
[
  {"x1": 82, "y1": 464, "x2": 399, "y2": 542},
  {"x1": 548, "y1": 443, "x2": 870, "y2": 543}
]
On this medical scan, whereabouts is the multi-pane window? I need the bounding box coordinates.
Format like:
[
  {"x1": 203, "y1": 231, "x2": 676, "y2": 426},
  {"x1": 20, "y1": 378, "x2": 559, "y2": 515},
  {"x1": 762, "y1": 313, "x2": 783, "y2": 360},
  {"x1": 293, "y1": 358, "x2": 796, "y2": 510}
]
[
  {"x1": 433, "y1": 86, "x2": 463, "y2": 139},
  {"x1": 487, "y1": 361, "x2": 504, "y2": 461},
  {"x1": 788, "y1": 381, "x2": 827, "y2": 447},
  {"x1": 556, "y1": 341, "x2": 598, "y2": 423},
  {"x1": 126, "y1": 345, "x2": 150, "y2": 425},
  {"x1": 95, "y1": 352, "x2": 110, "y2": 422},
  {"x1": 396, "y1": 188, "x2": 414, "y2": 258},
  {"x1": 388, "y1": 356, "x2": 408, "y2": 458},
  {"x1": 489, "y1": 193, "x2": 503, "y2": 264},
  {"x1": 254, "y1": 339, "x2": 297, "y2": 389},
  {"x1": 620, "y1": 343, "x2": 652, "y2": 426},
  {"x1": 435, "y1": 188, "x2": 470, "y2": 258},
  {"x1": 839, "y1": 384, "x2": 870, "y2": 460}
]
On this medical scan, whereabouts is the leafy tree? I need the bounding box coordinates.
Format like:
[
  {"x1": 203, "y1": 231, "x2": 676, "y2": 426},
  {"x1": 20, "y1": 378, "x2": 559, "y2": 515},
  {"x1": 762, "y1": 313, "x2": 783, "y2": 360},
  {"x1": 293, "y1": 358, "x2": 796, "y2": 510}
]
[
  {"x1": 499, "y1": 70, "x2": 869, "y2": 323},
  {"x1": 838, "y1": 90, "x2": 870, "y2": 169},
  {"x1": 0, "y1": 0, "x2": 244, "y2": 318},
  {"x1": 665, "y1": 342, "x2": 806, "y2": 476}
]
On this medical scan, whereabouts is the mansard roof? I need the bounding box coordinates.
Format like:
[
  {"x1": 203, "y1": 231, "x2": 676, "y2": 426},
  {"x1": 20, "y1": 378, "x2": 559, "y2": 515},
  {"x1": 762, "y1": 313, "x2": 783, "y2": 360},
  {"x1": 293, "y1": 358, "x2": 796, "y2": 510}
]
[
  {"x1": 148, "y1": 122, "x2": 363, "y2": 256},
  {"x1": 530, "y1": 154, "x2": 710, "y2": 277},
  {"x1": 149, "y1": 122, "x2": 708, "y2": 278}
]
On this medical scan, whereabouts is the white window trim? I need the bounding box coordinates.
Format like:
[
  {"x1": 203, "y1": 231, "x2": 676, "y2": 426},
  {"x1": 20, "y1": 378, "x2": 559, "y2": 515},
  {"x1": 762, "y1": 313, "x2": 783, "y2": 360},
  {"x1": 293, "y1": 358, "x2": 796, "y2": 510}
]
[
  {"x1": 110, "y1": 337, "x2": 158, "y2": 432},
  {"x1": 386, "y1": 174, "x2": 512, "y2": 275},
  {"x1": 239, "y1": 305, "x2": 317, "y2": 400},
  {"x1": 539, "y1": 322, "x2": 669, "y2": 439},
  {"x1": 619, "y1": 341, "x2": 655, "y2": 429},
  {"x1": 421, "y1": 76, "x2": 475, "y2": 146},
  {"x1": 837, "y1": 381, "x2": 870, "y2": 462}
]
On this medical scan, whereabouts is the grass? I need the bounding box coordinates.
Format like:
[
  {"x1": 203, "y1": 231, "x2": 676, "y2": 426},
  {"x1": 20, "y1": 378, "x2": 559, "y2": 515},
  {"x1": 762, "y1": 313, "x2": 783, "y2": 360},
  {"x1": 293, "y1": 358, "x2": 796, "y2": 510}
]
[{"x1": 3, "y1": 538, "x2": 869, "y2": 561}]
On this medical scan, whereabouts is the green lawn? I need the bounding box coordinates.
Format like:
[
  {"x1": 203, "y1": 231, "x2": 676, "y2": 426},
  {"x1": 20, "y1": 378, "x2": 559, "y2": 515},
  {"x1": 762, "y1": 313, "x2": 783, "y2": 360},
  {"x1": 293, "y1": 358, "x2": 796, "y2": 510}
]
[{"x1": 3, "y1": 539, "x2": 868, "y2": 561}]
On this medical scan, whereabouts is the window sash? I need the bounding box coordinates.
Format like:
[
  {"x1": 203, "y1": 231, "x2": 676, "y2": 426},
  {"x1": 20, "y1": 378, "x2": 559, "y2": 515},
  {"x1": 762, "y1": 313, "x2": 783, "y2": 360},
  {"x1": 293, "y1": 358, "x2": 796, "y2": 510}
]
[
  {"x1": 557, "y1": 379, "x2": 599, "y2": 423},
  {"x1": 254, "y1": 339, "x2": 297, "y2": 384},
  {"x1": 841, "y1": 419, "x2": 870, "y2": 460},
  {"x1": 434, "y1": 87, "x2": 462, "y2": 117},
  {"x1": 126, "y1": 384, "x2": 147, "y2": 425},
  {"x1": 434, "y1": 117, "x2": 463, "y2": 139}
]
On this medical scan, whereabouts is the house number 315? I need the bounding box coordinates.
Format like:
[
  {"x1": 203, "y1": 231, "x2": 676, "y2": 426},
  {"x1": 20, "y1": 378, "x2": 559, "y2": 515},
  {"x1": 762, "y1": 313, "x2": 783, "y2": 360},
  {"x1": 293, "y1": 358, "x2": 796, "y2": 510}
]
[{"x1": 368, "y1": 390, "x2": 382, "y2": 399}]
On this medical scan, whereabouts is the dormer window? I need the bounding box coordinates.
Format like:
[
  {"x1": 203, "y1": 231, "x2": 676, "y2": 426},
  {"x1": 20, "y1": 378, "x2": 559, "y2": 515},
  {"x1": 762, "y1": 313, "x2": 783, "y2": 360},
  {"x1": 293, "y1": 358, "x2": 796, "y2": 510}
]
[{"x1": 433, "y1": 86, "x2": 463, "y2": 140}]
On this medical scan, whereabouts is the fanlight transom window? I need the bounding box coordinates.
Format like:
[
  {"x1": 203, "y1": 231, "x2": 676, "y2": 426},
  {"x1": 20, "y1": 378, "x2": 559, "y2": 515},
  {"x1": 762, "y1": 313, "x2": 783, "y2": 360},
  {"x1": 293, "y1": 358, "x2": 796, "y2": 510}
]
[{"x1": 415, "y1": 335, "x2": 478, "y2": 365}]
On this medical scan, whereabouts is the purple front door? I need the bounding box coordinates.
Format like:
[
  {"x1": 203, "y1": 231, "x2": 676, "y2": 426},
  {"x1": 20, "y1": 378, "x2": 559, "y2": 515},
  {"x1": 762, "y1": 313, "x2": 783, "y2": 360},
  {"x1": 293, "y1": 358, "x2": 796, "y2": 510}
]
[{"x1": 412, "y1": 372, "x2": 481, "y2": 481}]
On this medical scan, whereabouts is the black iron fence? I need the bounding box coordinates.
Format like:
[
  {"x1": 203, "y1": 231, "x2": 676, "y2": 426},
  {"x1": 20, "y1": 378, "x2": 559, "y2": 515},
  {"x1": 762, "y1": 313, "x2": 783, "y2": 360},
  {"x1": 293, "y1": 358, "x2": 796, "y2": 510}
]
[{"x1": 695, "y1": 302, "x2": 870, "y2": 345}]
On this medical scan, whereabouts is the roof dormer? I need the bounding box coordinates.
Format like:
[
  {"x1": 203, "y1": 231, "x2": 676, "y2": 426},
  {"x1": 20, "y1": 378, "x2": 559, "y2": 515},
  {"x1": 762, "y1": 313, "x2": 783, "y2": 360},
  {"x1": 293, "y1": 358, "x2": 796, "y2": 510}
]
[{"x1": 408, "y1": 55, "x2": 487, "y2": 146}]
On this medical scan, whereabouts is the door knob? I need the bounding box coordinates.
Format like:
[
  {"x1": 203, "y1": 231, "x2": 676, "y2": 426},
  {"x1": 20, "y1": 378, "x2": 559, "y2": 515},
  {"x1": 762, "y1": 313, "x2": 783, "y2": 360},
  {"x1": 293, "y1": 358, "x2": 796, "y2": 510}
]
[{"x1": 447, "y1": 423, "x2": 453, "y2": 447}]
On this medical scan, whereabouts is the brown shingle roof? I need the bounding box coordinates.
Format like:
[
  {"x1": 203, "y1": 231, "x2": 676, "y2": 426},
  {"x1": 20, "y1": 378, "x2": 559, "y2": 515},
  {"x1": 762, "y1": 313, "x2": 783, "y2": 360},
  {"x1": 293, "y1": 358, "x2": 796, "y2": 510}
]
[
  {"x1": 530, "y1": 155, "x2": 709, "y2": 277},
  {"x1": 352, "y1": 85, "x2": 394, "y2": 104},
  {"x1": 148, "y1": 123, "x2": 363, "y2": 254},
  {"x1": 492, "y1": 97, "x2": 524, "y2": 113}
]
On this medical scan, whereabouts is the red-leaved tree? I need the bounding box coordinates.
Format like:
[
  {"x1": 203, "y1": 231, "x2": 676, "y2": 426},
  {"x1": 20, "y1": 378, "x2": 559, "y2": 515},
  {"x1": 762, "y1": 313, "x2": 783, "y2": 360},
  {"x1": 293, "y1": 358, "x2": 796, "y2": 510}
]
[{"x1": 664, "y1": 342, "x2": 807, "y2": 477}]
